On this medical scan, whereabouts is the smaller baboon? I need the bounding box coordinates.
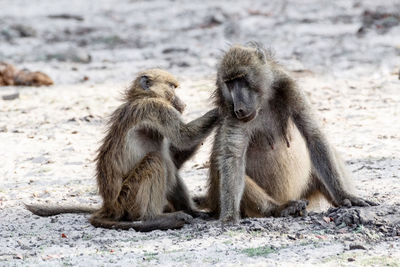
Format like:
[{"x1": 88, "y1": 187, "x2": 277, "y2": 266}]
[
  {"x1": 26, "y1": 69, "x2": 219, "y2": 231},
  {"x1": 195, "y1": 44, "x2": 376, "y2": 224}
]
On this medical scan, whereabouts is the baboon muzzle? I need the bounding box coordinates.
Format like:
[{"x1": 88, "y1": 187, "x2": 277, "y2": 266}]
[{"x1": 231, "y1": 84, "x2": 256, "y2": 122}]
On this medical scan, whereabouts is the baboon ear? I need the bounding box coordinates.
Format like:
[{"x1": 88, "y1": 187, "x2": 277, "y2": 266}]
[
  {"x1": 256, "y1": 47, "x2": 266, "y2": 63},
  {"x1": 139, "y1": 75, "x2": 151, "y2": 90}
]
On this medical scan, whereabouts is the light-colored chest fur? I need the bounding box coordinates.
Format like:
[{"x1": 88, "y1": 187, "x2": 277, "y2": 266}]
[
  {"x1": 246, "y1": 118, "x2": 312, "y2": 203},
  {"x1": 121, "y1": 126, "x2": 171, "y2": 176}
]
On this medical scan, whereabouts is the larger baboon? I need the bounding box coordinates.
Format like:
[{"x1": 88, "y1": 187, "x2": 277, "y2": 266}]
[
  {"x1": 26, "y1": 69, "x2": 219, "y2": 231},
  {"x1": 195, "y1": 44, "x2": 376, "y2": 224}
]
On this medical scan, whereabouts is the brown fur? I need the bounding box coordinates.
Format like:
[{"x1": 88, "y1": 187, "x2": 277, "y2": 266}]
[
  {"x1": 26, "y1": 69, "x2": 219, "y2": 231},
  {"x1": 195, "y1": 44, "x2": 376, "y2": 223},
  {"x1": 0, "y1": 62, "x2": 53, "y2": 86}
]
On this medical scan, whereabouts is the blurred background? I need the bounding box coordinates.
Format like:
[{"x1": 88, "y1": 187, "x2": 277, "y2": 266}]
[
  {"x1": 1, "y1": 0, "x2": 399, "y2": 84},
  {"x1": 1, "y1": 1, "x2": 400, "y2": 265}
]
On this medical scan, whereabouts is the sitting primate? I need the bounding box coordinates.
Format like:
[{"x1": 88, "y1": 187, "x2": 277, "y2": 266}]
[
  {"x1": 26, "y1": 69, "x2": 219, "y2": 231},
  {"x1": 194, "y1": 44, "x2": 377, "y2": 224}
]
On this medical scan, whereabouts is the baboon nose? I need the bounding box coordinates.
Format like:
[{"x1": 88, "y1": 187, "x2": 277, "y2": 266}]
[{"x1": 234, "y1": 108, "x2": 246, "y2": 118}]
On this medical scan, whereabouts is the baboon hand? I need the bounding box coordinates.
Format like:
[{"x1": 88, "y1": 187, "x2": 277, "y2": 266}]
[
  {"x1": 174, "y1": 211, "x2": 194, "y2": 224},
  {"x1": 277, "y1": 200, "x2": 309, "y2": 217},
  {"x1": 341, "y1": 196, "x2": 378, "y2": 207},
  {"x1": 189, "y1": 210, "x2": 212, "y2": 220}
]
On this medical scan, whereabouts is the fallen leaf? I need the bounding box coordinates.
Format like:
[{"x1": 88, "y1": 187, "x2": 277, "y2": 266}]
[{"x1": 322, "y1": 216, "x2": 331, "y2": 223}]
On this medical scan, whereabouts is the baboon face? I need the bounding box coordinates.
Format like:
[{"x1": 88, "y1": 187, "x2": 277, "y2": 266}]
[
  {"x1": 223, "y1": 76, "x2": 259, "y2": 122},
  {"x1": 137, "y1": 69, "x2": 186, "y2": 113},
  {"x1": 217, "y1": 46, "x2": 270, "y2": 122}
]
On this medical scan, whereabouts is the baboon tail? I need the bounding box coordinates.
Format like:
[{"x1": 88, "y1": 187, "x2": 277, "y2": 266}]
[
  {"x1": 192, "y1": 195, "x2": 208, "y2": 209},
  {"x1": 89, "y1": 216, "x2": 185, "y2": 232},
  {"x1": 25, "y1": 203, "x2": 98, "y2": 216}
]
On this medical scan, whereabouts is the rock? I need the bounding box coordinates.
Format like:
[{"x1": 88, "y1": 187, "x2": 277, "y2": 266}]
[
  {"x1": 162, "y1": 47, "x2": 188, "y2": 54},
  {"x1": 2, "y1": 92, "x2": 19, "y2": 100},
  {"x1": 175, "y1": 61, "x2": 190, "y2": 68},
  {"x1": 11, "y1": 24, "x2": 37, "y2": 37},
  {"x1": 361, "y1": 10, "x2": 400, "y2": 34},
  {"x1": 48, "y1": 14, "x2": 84, "y2": 21},
  {"x1": 358, "y1": 208, "x2": 377, "y2": 225},
  {"x1": 327, "y1": 207, "x2": 363, "y2": 227},
  {"x1": 349, "y1": 244, "x2": 367, "y2": 250},
  {"x1": 1, "y1": 24, "x2": 36, "y2": 41},
  {"x1": 13, "y1": 254, "x2": 23, "y2": 259}
]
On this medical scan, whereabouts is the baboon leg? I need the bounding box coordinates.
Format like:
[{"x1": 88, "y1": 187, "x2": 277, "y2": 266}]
[
  {"x1": 241, "y1": 176, "x2": 280, "y2": 217},
  {"x1": 168, "y1": 174, "x2": 211, "y2": 219},
  {"x1": 241, "y1": 176, "x2": 308, "y2": 218},
  {"x1": 90, "y1": 152, "x2": 166, "y2": 222},
  {"x1": 299, "y1": 174, "x2": 334, "y2": 210},
  {"x1": 90, "y1": 152, "x2": 192, "y2": 231},
  {"x1": 163, "y1": 201, "x2": 175, "y2": 213},
  {"x1": 311, "y1": 173, "x2": 335, "y2": 205},
  {"x1": 119, "y1": 151, "x2": 167, "y2": 220}
]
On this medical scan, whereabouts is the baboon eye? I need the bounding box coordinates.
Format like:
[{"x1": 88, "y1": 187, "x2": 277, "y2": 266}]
[
  {"x1": 225, "y1": 77, "x2": 249, "y2": 90},
  {"x1": 225, "y1": 78, "x2": 239, "y2": 89},
  {"x1": 139, "y1": 75, "x2": 151, "y2": 90},
  {"x1": 168, "y1": 82, "x2": 177, "y2": 89},
  {"x1": 226, "y1": 80, "x2": 235, "y2": 90}
]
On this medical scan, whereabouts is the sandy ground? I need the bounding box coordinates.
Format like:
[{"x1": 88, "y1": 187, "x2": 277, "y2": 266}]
[{"x1": 0, "y1": 0, "x2": 399, "y2": 266}]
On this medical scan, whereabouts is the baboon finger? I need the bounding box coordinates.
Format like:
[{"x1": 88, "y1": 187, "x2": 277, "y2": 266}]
[{"x1": 342, "y1": 196, "x2": 375, "y2": 207}]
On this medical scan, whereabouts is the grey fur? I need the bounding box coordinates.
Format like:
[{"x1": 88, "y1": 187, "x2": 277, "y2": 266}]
[{"x1": 198, "y1": 44, "x2": 377, "y2": 224}]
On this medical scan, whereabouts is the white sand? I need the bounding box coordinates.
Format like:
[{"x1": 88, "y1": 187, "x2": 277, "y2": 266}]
[{"x1": 0, "y1": 0, "x2": 399, "y2": 265}]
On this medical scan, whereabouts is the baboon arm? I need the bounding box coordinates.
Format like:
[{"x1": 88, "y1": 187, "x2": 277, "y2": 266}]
[
  {"x1": 167, "y1": 174, "x2": 209, "y2": 218},
  {"x1": 217, "y1": 122, "x2": 248, "y2": 223},
  {"x1": 167, "y1": 174, "x2": 193, "y2": 211},
  {"x1": 169, "y1": 144, "x2": 201, "y2": 169},
  {"x1": 292, "y1": 105, "x2": 351, "y2": 205},
  {"x1": 293, "y1": 111, "x2": 376, "y2": 206},
  {"x1": 141, "y1": 107, "x2": 219, "y2": 150},
  {"x1": 25, "y1": 203, "x2": 98, "y2": 216}
]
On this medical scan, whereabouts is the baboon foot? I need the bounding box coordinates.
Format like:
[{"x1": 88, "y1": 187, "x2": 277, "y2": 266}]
[
  {"x1": 188, "y1": 210, "x2": 212, "y2": 220},
  {"x1": 277, "y1": 200, "x2": 309, "y2": 217},
  {"x1": 341, "y1": 196, "x2": 378, "y2": 207},
  {"x1": 174, "y1": 211, "x2": 193, "y2": 224}
]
